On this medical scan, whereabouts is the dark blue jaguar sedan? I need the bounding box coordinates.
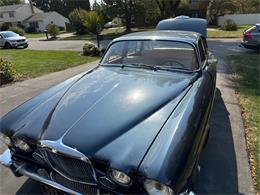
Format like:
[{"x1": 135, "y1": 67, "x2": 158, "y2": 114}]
[{"x1": 0, "y1": 29, "x2": 217, "y2": 195}]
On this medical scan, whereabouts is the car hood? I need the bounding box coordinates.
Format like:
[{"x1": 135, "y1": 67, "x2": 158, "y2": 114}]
[
  {"x1": 6, "y1": 36, "x2": 26, "y2": 40},
  {"x1": 8, "y1": 66, "x2": 194, "y2": 170}
]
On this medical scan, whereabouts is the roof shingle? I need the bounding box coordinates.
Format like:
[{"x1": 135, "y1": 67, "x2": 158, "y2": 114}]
[{"x1": 0, "y1": 4, "x2": 24, "y2": 12}]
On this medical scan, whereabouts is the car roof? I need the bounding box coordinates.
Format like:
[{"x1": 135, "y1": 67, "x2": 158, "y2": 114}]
[
  {"x1": 113, "y1": 30, "x2": 201, "y2": 45},
  {"x1": 0, "y1": 31, "x2": 14, "y2": 34},
  {"x1": 156, "y1": 16, "x2": 207, "y2": 38}
]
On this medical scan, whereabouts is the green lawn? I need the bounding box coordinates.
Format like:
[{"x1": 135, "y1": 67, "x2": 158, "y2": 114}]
[
  {"x1": 227, "y1": 54, "x2": 260, "y2": 191},
  {"x1": 25, "y1": 33, "x2": 46, "y2": 38},
  {"x1": 208, "y1": 25, "x2": 251, "y2": 38},
  {"x1": 0, "y1": 50, "x2": 99, "y2": 78},
  {"x1": 62, "y1": 26, "x2": 250, "y2": 40},
  {"x1": 25, "y1": 31, "x2": 67, "y2": 39}
]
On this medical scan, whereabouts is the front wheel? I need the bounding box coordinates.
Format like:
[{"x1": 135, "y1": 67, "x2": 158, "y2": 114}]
[{"x1": 4, "y1": 42, "x2": 12, "y2": 49}]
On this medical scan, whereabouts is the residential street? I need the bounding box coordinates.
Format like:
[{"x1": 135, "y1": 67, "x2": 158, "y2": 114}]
[
  {"x1": 0, "y1": 38, "x2": 256, "y2": 194},
  {"x1": 27, "y1": 36, "x2": 111, "y2": 51}
]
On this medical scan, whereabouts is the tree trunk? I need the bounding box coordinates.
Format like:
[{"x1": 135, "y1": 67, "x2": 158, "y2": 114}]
[{"x1": 125, "y1": 0, "x2": 133, "y2": 32}]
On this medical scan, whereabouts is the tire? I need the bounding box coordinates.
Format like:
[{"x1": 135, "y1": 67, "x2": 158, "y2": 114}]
[
  {"x1": 4, "y1": 42, "x2": 12, "y2": 49},
  {"x1": 23, "y1": 44, "x2": 28, "y2": 49}
]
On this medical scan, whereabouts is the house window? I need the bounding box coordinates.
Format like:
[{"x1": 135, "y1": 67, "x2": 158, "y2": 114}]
[{"x1": 9, "y1": 12, "x2": 14, "y2": 17}]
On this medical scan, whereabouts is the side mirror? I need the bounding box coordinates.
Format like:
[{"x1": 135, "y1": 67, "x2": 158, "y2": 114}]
[{"x1": 208, "y1": 51, "x2": 218, "y2": 66}]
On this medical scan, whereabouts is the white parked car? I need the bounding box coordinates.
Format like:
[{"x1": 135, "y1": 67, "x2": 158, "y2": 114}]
[
  {"x1": 104, "y1": 22, "x2": 118, "y2": 28},
  {"x1": 0, "y1": 31, "x2": 28, "y2": 49}
]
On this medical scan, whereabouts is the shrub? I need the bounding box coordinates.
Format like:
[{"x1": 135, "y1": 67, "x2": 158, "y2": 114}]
[
  {"x1": 0, "y1": 22, "x2": 10, "y2": 31},
  {"x1": 26, "y1": 26, "x2": 36, "y2": 33},
  {"x1": 112, "y1": 17, "x2": 122, "y2": 26},
  {"x1": 17, "y1": 23, "x2": 25, "y2": 29},
  {"x1": 83, "y1": 42, "x2": 100, "y2": 56},
  {"x1": 0, "y1": 58, "x2": 16, "y2": 85},
  {"x1": 47, "y1": 24, "x2": 60, "y2": 38},
  {"x1": 69, "y1": 9, "x2": 88, "y2": 34},
  {"x1": 9, "y1": 26, "x2": 25, "y2": 36},
  {"x1": 83, "y1": 11, "x2": 103, "y2": 35},
  {"x1": 222, "y1": 19, "x2": 237, "y2": 31}
]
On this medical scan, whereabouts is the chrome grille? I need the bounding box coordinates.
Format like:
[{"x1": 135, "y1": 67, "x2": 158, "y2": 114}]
[
  {"x1": 35, "y1": 148, "x2": 96, "y2": 184},
  {"x1": 51, "y1": 172, "x2": 99, "y2": 194},
  {"x1": 17, "y1": 39, "x2": 25, "y2": 42}
]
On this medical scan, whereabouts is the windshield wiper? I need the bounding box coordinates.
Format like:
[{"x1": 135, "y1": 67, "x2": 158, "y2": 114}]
[
  {"x1": 155, "y1": 65, "x2": 194, "y2": 73},
  {"x1": 121, "y1": 63, "x2": 157, "y2": 71}
]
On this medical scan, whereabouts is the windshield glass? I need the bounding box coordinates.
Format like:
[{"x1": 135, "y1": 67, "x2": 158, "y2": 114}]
[
  {"x1": 1, "y1": 32, "x2": 18, "y2": 38},
  {"x1": 101, "y1": 40, "x2": 198, "y2": 70}
]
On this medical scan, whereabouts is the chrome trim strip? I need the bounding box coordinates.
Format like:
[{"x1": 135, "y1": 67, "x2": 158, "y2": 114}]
[
  {"x1": 41, "y1": 139, "x2": 90, "y2": 163},
  {"x1": 40, "y1": 138, "x2": 97, "y2": 185},
  {"x1": 0, "y1": 149, "x2": 99, "y2": 195}
]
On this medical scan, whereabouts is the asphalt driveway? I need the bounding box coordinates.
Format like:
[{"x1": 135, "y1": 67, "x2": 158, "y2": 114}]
[{"x1": 0, "y1": 38, "x2": 256, "y2": 195}]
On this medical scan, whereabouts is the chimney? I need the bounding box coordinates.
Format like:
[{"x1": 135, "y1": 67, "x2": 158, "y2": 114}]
[{"x1": 29, "y1": 0, "x2": 34, "y2": 14}]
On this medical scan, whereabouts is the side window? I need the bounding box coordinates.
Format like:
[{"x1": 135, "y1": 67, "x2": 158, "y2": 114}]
[
  {"x1": 9, "y1": 12, "x2": 14, "y2": 17},
  {"x1": 198, "y1": 39, "x2": 206, "y2": 64},
  {"x1": 126, "y1": 42, "x2": 137, "y2": 56}
]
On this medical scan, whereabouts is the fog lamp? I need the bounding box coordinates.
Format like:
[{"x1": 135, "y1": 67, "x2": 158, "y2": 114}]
[
  {"x1": 0, "y1": 133, "x2": 11, "y2": 146},
  {"x1": 14, "y1": 139, "x2": 31, "y2": 152},
  {"x1": 110, "y1": 169, "x2": 132, "y2": 186},
  {"x1": 144, "y1": 179, "x2": 174, "y2": 195}
]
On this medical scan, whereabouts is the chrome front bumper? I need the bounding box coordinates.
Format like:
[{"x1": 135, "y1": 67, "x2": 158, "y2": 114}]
[
  {"x1": 0, "y1": 149, "x2": 82, "y2": 195},
  {"x1": 0, "y1": 149, "x2": 196, "y2": 195}
]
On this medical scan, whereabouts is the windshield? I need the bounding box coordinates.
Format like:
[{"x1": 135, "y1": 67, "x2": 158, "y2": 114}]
[
  {"x1": 1, "y1": 32, "x2": 18, "y2": 38},
  {"x1": 101, "y1": 40, "x2": 198, "y2": 71}
]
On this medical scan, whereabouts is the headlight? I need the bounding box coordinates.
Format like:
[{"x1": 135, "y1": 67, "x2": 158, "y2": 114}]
[
  {"x1": 144, "y1": 179, "x2": 174, "y2": 195},
  {"x1": 110, "y1": 169, "x2": 132, "y2": 186},
  {"x1": 0, "y1": 133, "x2": 11, "y2": 146},
  {"x1": 14, "y1": 139, "x2": 31, "y2": 152}
]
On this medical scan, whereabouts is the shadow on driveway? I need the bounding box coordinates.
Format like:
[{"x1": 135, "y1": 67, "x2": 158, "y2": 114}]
[{"x1": 194, "y1": 88, "x2": 240, "y2": 194}]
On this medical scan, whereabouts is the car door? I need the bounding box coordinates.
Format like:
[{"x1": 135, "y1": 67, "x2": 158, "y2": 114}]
[
  {"x1": 0, "y1": 34, "x2": 4, "y2": 47},
  {"x1": 194, "y1": 37, "x2": 216, "y2": 152},
  {"x1": 252, "y1": 25, "x2": 260, "y2": 45}
]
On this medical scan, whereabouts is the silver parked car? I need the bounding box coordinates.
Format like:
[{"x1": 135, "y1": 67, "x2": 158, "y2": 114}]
[
  {"x1": 241, "y1": 24, "x2": 260, "y2": 50},
  {"x1": 0, "y1": 31, "x2": 28, "y2": 49}
]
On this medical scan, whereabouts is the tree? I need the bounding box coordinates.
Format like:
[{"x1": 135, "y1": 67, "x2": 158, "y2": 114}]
[
  {"x1": 0, "y1": 0, "x2": 22, "y2": 6},
  {"x1": 47, "y1": 24, "x2": 60, "y2": 38},
  {"x1": 32, "y1": 0, "x2": 90, "y2": 17},
  {"x1": 64, "y1": 0, "x2": 90, "y2": 16},
  {"x1": 102, "y1": 0, "x2": 134, "y2": 32},
  {"x1": 207, "y1": 0, "x2": 236, "y2": 25},
  {"x1": 83, "y1": 11, "x2": 103, "y2": 35},
  {"x1": 69, "y1": 9, "x2": 88, "y2": 34},
  {"x1": 155, "y1": 0, "x2": 181, "y2": 19},
  {"x1": 231, "y1": 0, "x2": 260, "y2": 14}
]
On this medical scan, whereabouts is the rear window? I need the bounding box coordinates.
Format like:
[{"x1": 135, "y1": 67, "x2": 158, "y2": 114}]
[{"x1": 101, "y1": 40, "x2": 198, "y2": 70}]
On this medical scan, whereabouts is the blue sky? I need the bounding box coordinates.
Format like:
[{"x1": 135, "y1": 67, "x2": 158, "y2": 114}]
[{"x1": 90, "y1": 0, "x2": 101, "y2": 5}]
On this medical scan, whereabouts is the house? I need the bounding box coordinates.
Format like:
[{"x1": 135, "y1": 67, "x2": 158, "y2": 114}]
[
  {"x1": 24, "y1": 12, "x2": 70, "y2": 31},
  {"x1": 0, "y1": 4, "x2": 69, "y2": 32}
]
